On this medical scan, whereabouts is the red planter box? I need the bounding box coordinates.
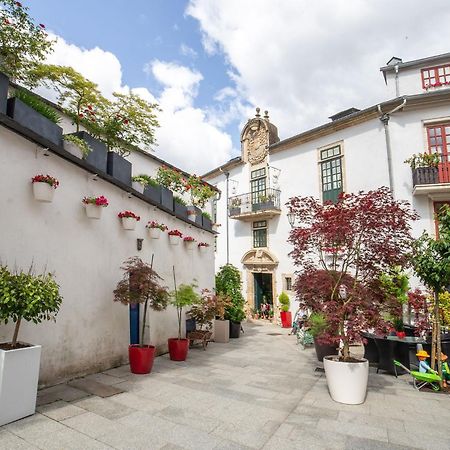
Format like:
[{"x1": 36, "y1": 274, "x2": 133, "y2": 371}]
[
  {"x1": 168, "y1": 338, "x2": 189, "y2": 361},
  {"x1": 280, "y1": 311, "x2": 292, "y2": 328},
  {"x1": 128, "y1": 345, "x2": 155, "y2": 374}
]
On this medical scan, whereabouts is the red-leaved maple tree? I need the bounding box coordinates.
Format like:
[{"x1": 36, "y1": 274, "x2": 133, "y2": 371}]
[{"x1": 288, "y1": 187, "x2": 418, "y2": 360}]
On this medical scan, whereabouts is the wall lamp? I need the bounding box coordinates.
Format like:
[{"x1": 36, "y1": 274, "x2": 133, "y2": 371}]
[
  {"x1": 136, "y1": 238, "x2": 143, "y2": 251},
  {"x1": 287, "y1": 212, "x2": 297, "y2": 229}
]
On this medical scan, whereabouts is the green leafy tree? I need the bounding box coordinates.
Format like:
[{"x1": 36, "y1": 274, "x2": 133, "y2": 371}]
[
  {"x1": 278, "y1": 291, "x2": 290, "y2": 312},
  {"x1": 91, "y1": 92, "x2": 160, "y2": 156},
  {"x1": 0, "y1": 265, "x2": 63, "y2": 348},
  {"x1": 31, "y1": 64, "x2": 102, "y2": 132},
  {"x1": 216, "y1": 264, "x2": 246, "y2": 323},
  {"x1": 413, "y1": 204, "x2": 450, "y2": 382},
  {"x1": 171, "y1": 283, "x2": 199, "y2": 340},
  {"x1": 0, "y1": 0, "x2": 54, "y2": 84}
]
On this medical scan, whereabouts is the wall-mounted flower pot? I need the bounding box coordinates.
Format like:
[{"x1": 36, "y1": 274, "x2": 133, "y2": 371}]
[
  {"x1": 174, "y1": 201, "x2": 188, "y2": 220},
  {"x1": 160, "y1": 186, "x2": 174, "y2": 211},
  {"x1": 169, "y1": 235, "x2": 180, "y2": 245},
  {"x1": 128, "y1": 345, "x2": 155, "y2": 374},
  {"x1": 323, "y1": 356, "x2": 369, "y2": 405},
  {"x1": 202, "y1": 216, "x2": 213, "y2": 231},
  {"x1": 229, "y1": 321, "x2": 241, "y2": 338},
  {"x1": 0, "y1": 72, "x2": 9, "y2": 115},
  {"x1": 7, "y1": 97, "x2": 62, "y2": 146},
  {"x1": 184, "y1": 240, "x2": 195, "y2": 251},
  {"x1": 0, "y1": 344, "x2": 41, "y2": 426},
  {"x1": 280, "y1": 311, "x2": 292, "y2": 328},
  {"x1": 63, "y1": 140, "x2": 84, "y2": 159},
  {"x1": 32, "y1": 182, "x2": 54, "y2": 202},
  {"x1": 148, "y1": 228, "x2": 161, "y2": 239},
  {"x1": 199, "y1": 245, "x2": 208, "y2": 254},
  {"x1": 168, "y1": 338, "x2": 189, "y2": 361},
  {"x1": 71, "y1": 131, "x2": 107, "y2": 173},
  {"x1": 132, "y1": 181, "x2": 145, "y2": 194},
  {"x1": 85, "y1": 204, "x2": 103, "y2": 219},
  {"x1": 214, "y1": 319, "x2": 230, "y2": 343},
  {"x1": 107, "y1": 152, "x2": 132, "y2": 186},
  {"x1": 144, "y1": 184, "x2": 161, "y2": 204},
  {"x1": 121, "y1": 217, "x2": 137, "y2": 230}
]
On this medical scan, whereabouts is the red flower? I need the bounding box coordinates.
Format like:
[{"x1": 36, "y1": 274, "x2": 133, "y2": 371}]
[
  {"x1": 118, "y1": 210, "x2": 140, "y2": 220},
  {"x1": 87, "y1": 105, "x2": 93, "y2": 110},
  {"x1": 4, "y1": 19, "x2": 11, "y2": 25},
  {"x1": 168, "y1": 229, "x2": 183, "y2": 237},
  {"x1": 123, "y1": 119, "x2": 129, "y2": 125},
  {"x1": 78, "y1": 113, "x2": 84, "y2": 118},
  {"x1": 31, "y1": 174, "x2": 59, "y2": 189},
  {"x1": 39, "y1": 23, "x2": 46, "y2": 29},
  {"x1": 15, "y1": 2, "x2": 22, "y2": 6}
]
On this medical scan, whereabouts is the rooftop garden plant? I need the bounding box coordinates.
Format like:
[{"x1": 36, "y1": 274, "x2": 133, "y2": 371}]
[
  {"x1": 82, "y1": 195, "x2": 108, "y2": 207},
  {"x1": 63, "y1": 134, "x2": 92, "y2": 158},
  {"x1": 156, "y1": 166, "x2": 185, "y2": 193},
  {"x1": 0, "y1": 264, "x2": 63, "y2": 349},
  {"x1": 31, "y1": 174, "x2": 59, "y2": 189},
  {"x1": 118, "y1": 211, "x2": 140, "y2": 220},
  {"x1": 202, "y1": 211, "x2": 212, "y2": 220},
  {"x1": 132, "y1": 174, "x2": 158, "y2": 187},
  {"x1": 14, "y1": 88, "x2": 60, "y2": 124},
  {"x1": 173, "y1": 195, "x2": 187, "y2": 206},
  {"x1": 404, "y1": 152, "x2": 440, "y2": 169},
  {"x1": 146, "y1": 221, "x2": 167, "y2": 231},
  {"x1": 0, "y1": 0, "x2": 54, "y2": 84},
  {"x1": 185, "y1": 174, "x2": 216, "y2": 208}
]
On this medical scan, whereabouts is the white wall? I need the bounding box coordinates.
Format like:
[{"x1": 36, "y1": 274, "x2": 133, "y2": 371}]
[{"x1": 0, "y1": 125, "x2": 215, "y2": 386}]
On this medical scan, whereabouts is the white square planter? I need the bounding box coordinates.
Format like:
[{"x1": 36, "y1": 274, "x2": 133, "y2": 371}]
[
  {"x1": 132, "y1": 181, "x2": 145, "y2": 194},
  {"x1": 0, "y1": 344, "x2": 41, "y2": 426},
  {"x1": 63, "y1": 140, "x2": 83, "y2": 159},
  {"x1": 121, "y1": 217, "x2": 137, "y2": 230},
  {"x1": 85, "y1": 204, "x2": 103, "y2": 219},
  {"x1": 148, "y1": 227, "x2": 161, "y2": 239},
  {"x1": 32, "y1": 182, "x2": 54, "y2": 202},
  {"x1": 213, "y1": 319, "x2": 230, "y2": 343}
]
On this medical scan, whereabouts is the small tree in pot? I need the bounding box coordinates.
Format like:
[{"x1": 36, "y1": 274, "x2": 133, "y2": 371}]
[
  {"x1": 288, "y1": 187, "x2": 417, "y2": 404},
  {"x1": 169, "y1": 278, "x2": 200, "y2": 361},
  {"x1": 114, "y1": 257, "x2": 170, "y2": 374},
  {"x1": 278, "y1": 291, "x2": 291, "y2": 328},
  {"x1": 216, "y1": 264, "x2": 246, "y2": 339},
  {"x1": 0, "y1": 265, "x2": 62, "y2": 426}
]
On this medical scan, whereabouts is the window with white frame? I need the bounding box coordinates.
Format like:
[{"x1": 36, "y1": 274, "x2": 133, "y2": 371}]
[
  {"x1": 422, "y1": 65, "x2": 450, "y2": 89},
  {"x1": 319, "y1": 145, "x2": 343, "y2": 204}
]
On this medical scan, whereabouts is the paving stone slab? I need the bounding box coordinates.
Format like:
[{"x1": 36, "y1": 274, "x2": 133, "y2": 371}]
[{"x1": 68, "y1": 378, "x2": 124, "y2": 397}]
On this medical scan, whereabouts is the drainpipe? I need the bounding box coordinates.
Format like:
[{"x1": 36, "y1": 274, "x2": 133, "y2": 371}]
[
  {"x1": 394, "y1": 64, "x2": 400, "y2": 97},
  {"x1": 219, "y1": 168, "x2": 230, "y2": 264},
  {"x1": 377, "y1": 98, "x2": 407, "y2": 197}
]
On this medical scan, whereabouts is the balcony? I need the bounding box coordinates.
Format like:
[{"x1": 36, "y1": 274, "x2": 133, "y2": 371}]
[
  {"x1": 228, "y1": 188, "x2": 281, "y2": 221},
  {"x1": 412, "y1": 165, "x2": 450, "y2": 197}
]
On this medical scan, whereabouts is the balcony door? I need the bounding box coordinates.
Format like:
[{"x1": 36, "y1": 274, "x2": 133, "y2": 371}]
[
  {"x1": 250, "y1": 167, "x2": 266, "y2": 205},
  {"x1": 427, "y1": 125, "x2": 450, "y2": 183}
]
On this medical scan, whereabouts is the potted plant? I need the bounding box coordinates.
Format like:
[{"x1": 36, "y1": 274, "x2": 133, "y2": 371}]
[
  {"x1": 392, "y1": 317, "x2": 406, "y2": 339},
  {"x1": 183, "y1": 236, "x2": 196, "y2": 251},
  {"x1": 131, "y1": 175, "x2": 148, "y2": 194},
  {"x1": 63, "y1": 134, "x2": 92, "y2": 159},
  {"x1": 168, "y1": 229, "x2": 182, "y2": 245},
  {"x1": 146, "y1": 221, "x2": 167, "y2": 239},
  {"x1": 8, "y1": 88, "x2": 62, "y2": 145},
  {"x1": 212, "y1": 293, "x2": 232, "y2": 343},
  {"x1": 173, "y1": 195, "x2": 188, "y2": 219},
  {"x1": 278, "y1": 291, "x2": 291, "y2": 328},
  {"x1": 198, "y1": 242, "x2": 210, "y2": 253},
  {"x1": 0, "y1": 265, "x2": 62, "y2": 426},
  {"x1": 156, "y1": 166, "x2": 183, "y2": 211},
  {"x1": 143, "y1": 176, "x2": 163, "y2": 204},
  {"x1": 229, "y1": 197, "x2": 241, "y2": 216},
  {"x1": 202, "y1": 211, "x2": 213, "y2": 231},
  {"x1": 31, "y1": 174, "x2": 59, "y2": 202},
  {"x1": 169, "y1": 282, "x2": 200, "y2": 361},
  {"x1": 82, "y1": 195, "x2": 109, "y2": 219},
  {"x1": 405, "y1": 152, "x2": 440, "y2": 186},
  {"x1": 113, "y1": 257, "x2": 169, "y2": 374},
  {"x1": 187, "y1": 289, "x2": 216, "y2": 343},
  {"x1": 118, "y1": 210, "x2": 140, "y2": 231},
  {"x1": 184, "y1": 175, "x2": 216, "y2": 226},
  {"x1": 288, "y1": 187, "x2": 417, "y2": 404},
  {"x1": 253, "y1": 192, "x2": 276, "y2": 212},
  {"x1": 308, "y1": 312, "x2": 338, "y2": 362}
]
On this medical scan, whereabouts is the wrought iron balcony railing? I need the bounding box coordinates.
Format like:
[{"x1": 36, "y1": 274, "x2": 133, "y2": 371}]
[{"x1": 228, "y1": 188, "x2": 281, "y2": 218}]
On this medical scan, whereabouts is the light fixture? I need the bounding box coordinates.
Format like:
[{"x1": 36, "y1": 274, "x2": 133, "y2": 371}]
[
  {"x1": 338, "y1": 285, "x2": 348, "y2": 300},
  {"x1": 287, "y1": 212, "x2": 296, "y2": 228},
  {"x1": 136, "y1": 238, "x2": 143, "y2": 251}
]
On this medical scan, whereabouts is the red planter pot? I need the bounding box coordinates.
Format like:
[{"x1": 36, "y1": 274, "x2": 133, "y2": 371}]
[
  {"x1": 128, "y1": 345, "x2": 155, "y2": 374},
  {"x1": 168, "y1": 338, "x2": 189, "y2": 361},
  {"x1": 396, "y1": 331, "x2": 406, "y2": 339},
  {"x1": 280, "y1": 311, "x2": 292, "y2": 328}
]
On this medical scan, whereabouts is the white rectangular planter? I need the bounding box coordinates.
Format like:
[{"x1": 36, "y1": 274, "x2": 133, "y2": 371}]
[
  {"x1": 0, "y1": 344, "x2": 41, "y2": 426},
  {"x1": 213, "y1": 319, "x2": 230, "y2": 343}
]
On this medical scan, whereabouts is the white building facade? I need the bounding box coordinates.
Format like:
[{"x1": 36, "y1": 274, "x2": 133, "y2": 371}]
[{"x1": 204, "y1": 53, "x2": 450, "y2": 317}]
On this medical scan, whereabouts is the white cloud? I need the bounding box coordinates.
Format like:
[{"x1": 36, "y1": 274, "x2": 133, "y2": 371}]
[
  {"x1": 43, "y1": 35, "x2": 233, "y2": 173},
  {"x1": 187, "y1": 0, "x2": 450, "y2": 139},
  {"x1": 180, "y1": 43, "x2": 198, "y2": 59}
]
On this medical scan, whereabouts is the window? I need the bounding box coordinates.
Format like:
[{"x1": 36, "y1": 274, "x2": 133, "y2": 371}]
[
  {"x1": 253, "y1": 220, "x2": 267, "y2": 248},
  {"x1": 427, "y1": 124, "x2": 450, "y2": 159},
  {"x1": 320, "y1": 145, "x2": 343, "y2": 204},
  {"x1": 285, "y1": 277, "x2": 292, "y2": 291},
  {"x1": 251, "y1": 167, "x2": 266, "y2": 205},
  {"x1": 422, "y1": 65, "x2": 450, "y2": 89}
]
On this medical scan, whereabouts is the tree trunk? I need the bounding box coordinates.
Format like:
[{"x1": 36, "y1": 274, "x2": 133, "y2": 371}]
[{"x1": 11, "y1": 317, "x2": 21, "y2": 348}]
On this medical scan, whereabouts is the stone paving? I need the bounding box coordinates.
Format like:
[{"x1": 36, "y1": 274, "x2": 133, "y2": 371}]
[{"x1": 1, "y1": 322, "x2": 450, "y2": 450}]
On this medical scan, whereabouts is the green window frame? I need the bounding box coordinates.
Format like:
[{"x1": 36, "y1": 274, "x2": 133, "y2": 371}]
[
  {"x1": 253, "y1": 220, "x2": 267, "y2": 248},
  {"x1": 320, "y1": 145, "x2": 343, "y2": 204},
  {"x1": 251, "y1": 168, "x2": 266, "y2": 205}
]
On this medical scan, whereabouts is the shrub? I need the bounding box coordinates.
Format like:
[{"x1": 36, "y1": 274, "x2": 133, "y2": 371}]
[
  {"x1": 216, "y1": 264, "x2": 246, "y2": 323},
  {"x1": 15, "y1": 88, "x2": 60, "y2": 123},
  {"x1": 278, "y1": 291, "x2": 290, "y2": 312},
  {"x1": 171, "y1": 283, "x2": 200, "y2": 339},
  {"x1": 173, "y1": 195, "x2": 187, "y2": 206}
]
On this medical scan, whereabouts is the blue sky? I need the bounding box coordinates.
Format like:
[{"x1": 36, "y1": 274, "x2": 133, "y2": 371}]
[{"x1": 24, "y1": 1, "x2": 450, "y2": 173}]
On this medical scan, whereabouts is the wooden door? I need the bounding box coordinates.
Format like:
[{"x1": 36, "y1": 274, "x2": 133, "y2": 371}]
[{"x1": 427, "y1": 125, "x2": 450, "y2": 183}]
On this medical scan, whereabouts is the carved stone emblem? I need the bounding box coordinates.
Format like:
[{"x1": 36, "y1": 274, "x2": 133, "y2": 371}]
[{"x1": 247, "y1": 125, "x2": 268, "y2": 164}]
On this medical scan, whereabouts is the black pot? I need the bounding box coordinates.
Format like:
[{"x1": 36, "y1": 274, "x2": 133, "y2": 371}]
[
  {"x1": 230, "y1": 321, "x2": 241, "y2": 339},
  {"x1": 187, "y1": 206, "x2": 202, "y2": 225},
  {"x1": 202, "y1": 216, "x2": 212, "y2": 231},
  {"x1": 71, "y1": 131, "x2": 107, "y2": 172},
  {"x1": 144, "y1": 184, "x2": 161, "y2": 204},
  {"x1": 0, "y1": 72, "x2": 8, "y2": 114},
  {"x1": 7, "y1": 97, "x2": 62, "y2": 146},
  {"x1": 186, "y1": 318, "x2": 196, "y2": 334},
  {"x1": 252, "y1": 201, "x2": 275, "y2": 212},
  {"x1": 412, "y1": 167, "x2": 438, "y2": 186},
  {"x1": 229, "y1": 207, "x2": 241, "y2": 216},
  {"x1": 314, "y1": 338, "x2": 338, "y2": 362},
  {"x1": 160, "y1": 186, "x2": 174, "y2": 212},
  {"x1": 107, "y1": 151, "x2": 131, "y2": 186},
  {"x1": 174, "y1": 201, "x2": 188, "y2": 220}
]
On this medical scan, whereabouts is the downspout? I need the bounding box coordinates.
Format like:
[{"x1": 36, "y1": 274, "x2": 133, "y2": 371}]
[
  {"x1": 394, "y1": 64, "x2": 400, "y2": 97},
  {"x1": 377, "y1": 98, "x2": 407, "y2": 197},
  {"x1": 219, "y1": 167, "x2": 230, "y2": 264}
]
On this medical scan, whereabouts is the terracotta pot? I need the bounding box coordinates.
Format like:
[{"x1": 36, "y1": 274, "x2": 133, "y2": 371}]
[
  {"x1": 128, "y1": 345, "x2": 155, "y2": 374},
  {"x1": 280, "y1": 311, "x2": 292, "y2": 328},
  {"x1": 168, "y1": 338, "x2": 189, "y2": 361}
]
